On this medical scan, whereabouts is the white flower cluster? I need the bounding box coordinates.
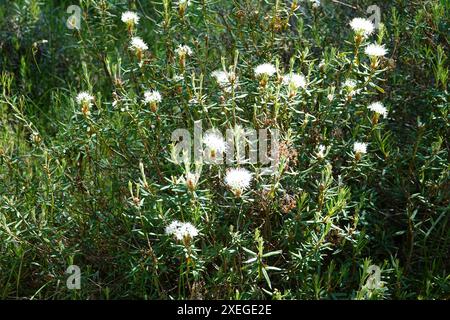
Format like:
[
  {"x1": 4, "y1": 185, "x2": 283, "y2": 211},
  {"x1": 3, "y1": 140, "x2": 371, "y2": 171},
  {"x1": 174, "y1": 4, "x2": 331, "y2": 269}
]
[
  {"x1": 343, "y1": 79, "x2": 357, "y2": 89},
  {"x1": 129, "y1": 36, "x2": 148, "y2": 52},
  {"x1": 353, "y1": 142, "x2": 368, "y2": 154},
  {"x1": 282, "y1": 73, "x2": 307, "y2": 89},
  {"x1": 365, "y1": 43, "x2": 388, "y2": 57},
  {"x1": 349, "y1": 18, "x2": 375, "y2": 37},
  {"x1": 121, "y1": 11, "x2": 140, "y2": 26},
  {"x1": 350, "y1": 18, "x2": 388, "y2": 65},
  {"x1": 254, "y1": 63, "x2": 277, "y2": 77},
  {"x1": 342, "y1": 79, "x2": 360, "y2": 97},
  {"x1": 203, "y1": 132, "x2": 227, "y2": 155},
  {"x1": 211, "y1": 70, "x2": 228, "y2": 86},
  {"x1": 76, "y1": 91, "x2": 94, "y2": 105},
  {"x1": 211, "y1": 70, "x2": 238, "y2": 92},
  {"x1": 225, "y1": 168, "x2": 253, "y2": 196},
  {"x1": 143, "y1": 90, "x2": 162, "y2": 105},
  {"x1": 165, "y1": 221, "x2": 199, "y2": 241},
  {"x1": 175, "y1": 44, "x2": 193, "y2": 57},
  {"x1": 367, "y1": 102, "x2": 388, "y2": 117}
]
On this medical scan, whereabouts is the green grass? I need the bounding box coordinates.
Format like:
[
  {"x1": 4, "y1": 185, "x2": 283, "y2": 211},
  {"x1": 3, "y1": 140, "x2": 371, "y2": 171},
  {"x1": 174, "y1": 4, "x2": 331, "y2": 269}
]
[{"x1": 0, "y1": 0, "x2": 449, "y2": 299}]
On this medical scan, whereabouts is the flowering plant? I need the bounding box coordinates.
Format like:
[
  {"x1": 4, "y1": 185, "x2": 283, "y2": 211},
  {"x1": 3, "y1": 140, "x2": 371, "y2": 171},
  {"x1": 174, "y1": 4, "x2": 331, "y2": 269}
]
[{"x1": 0, "y1": 0, "x2": 448, "y2": 300}]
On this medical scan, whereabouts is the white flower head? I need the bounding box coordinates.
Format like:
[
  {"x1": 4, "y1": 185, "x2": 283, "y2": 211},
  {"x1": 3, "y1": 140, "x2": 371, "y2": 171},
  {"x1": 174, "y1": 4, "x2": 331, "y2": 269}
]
[
  {"x1": 129, "y1": 36, "x2": 148, "y2": 52},
  {"x1": 254, "y1": 63, "x2": 277, "y2": 78},
  {"x1": 350, "y1": 18, "x2": 375, "y2": 37},
  {"x1": 211, "y1": 70, "x2": 228, "y2": 86},
  {"x1": 177, "y1": 222, "x2": 198, "y2": 240},
  {"x1": 353, "y1": 142, "x2": 368, "y2": 154},
  {"x1": 165, "y1": 220, "x2": 182, "y2": 236},
  {"x1": 367, "y1": 102, "x2": 388, "y2": 117},
  {"x1": 203, "y1": 132, "x2": 227, "y2": 155},
  {"x1": 365, "y1": 43, "x2": 388, "y2": 57},
  {"x1": 343, "y1": 79, "x2": 357, "y2": 89},
  {"x1": 75, "y1": 91, "x2": 94, "y2": 105},
  {"x1": 166, "y1": 220, "x2": 198, "y2": 241},
  {"x1": 282, "y1": 73, "x2": 307, "y2": 89},
  {"x1": 212, "y1": 70, "x2": 238, "y2": 92},
  {"x1": 342, "y1": 79, "x2": 360, "y2": 97},
  {"x1": 175, "y1": 44, "x2": 193, "y2": 57},
  {"x1": 143, "y1": 90, "x2": 162, "y2": 104},
  {"x1": 121, "y1": 11, "x2": 140, "y2": 25},
  {"x1": 225, "y1": 167, "x2": 253, "y2": 196},
  {"x1": 316, "y1": 145, "x2": 327, "y2": 159}
]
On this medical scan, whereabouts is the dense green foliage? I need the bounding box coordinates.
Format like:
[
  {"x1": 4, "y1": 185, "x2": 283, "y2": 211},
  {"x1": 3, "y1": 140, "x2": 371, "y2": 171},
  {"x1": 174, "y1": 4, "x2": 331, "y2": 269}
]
[{"x1": 0, "y1": 0, "x2": 449, "y2": 299}]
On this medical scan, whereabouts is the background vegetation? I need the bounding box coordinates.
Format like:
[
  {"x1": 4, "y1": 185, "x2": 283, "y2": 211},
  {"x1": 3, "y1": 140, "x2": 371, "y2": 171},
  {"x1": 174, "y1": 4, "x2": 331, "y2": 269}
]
[{"x1": 0, "y1": 0, "x2": 449, "y2": 299}]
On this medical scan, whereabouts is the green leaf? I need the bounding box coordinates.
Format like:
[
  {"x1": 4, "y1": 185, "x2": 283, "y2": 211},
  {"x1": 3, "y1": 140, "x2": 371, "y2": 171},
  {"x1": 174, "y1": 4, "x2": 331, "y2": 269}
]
[
  {"x1": 243, "y1": 247, "x2": 257, "y2": 256},
  {"x1": 262, "y1": 250, "x2": 282, "y2": 258},
  {"x1": 262, "y1": 267, "x2": 272, "y2": 289}
]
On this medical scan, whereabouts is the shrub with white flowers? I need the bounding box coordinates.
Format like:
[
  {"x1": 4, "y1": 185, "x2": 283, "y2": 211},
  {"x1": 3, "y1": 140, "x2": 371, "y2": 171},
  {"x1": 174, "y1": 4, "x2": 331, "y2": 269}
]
[{"x1": 3, "y1": 0, "x2": 448, "y2": 301}]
